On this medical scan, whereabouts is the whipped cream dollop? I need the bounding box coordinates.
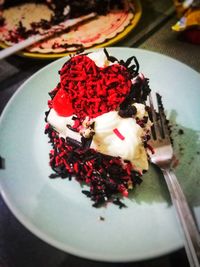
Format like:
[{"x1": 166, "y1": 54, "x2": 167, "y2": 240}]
[
  {"x1": 47, "y1": 50, "x2": 151, "y2": 171},
  {"x1": 91, "y1": 110, "x2": 151, "y2": 170},
  {"x1": 87, "y1": 50, "x2": 114, "y2": 67}
]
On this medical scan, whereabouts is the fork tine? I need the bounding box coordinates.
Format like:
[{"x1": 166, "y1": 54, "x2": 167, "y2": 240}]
[
  {"x1": 156, "y1": 93, "x2": 170, "y2": 140},
  {"x1": 156, "y1": 93, "x2": 165, "y2": 138},
  {"x1": 149, "y1": 93, "x2": 161, "y2": 140}
]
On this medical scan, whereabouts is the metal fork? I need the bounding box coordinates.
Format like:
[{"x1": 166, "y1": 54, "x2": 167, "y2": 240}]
[{"x1": 148, "y1": 93, "x2": 200, "y2": 267}]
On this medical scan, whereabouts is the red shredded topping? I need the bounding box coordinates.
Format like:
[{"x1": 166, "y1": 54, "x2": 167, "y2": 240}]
[
  {"x1": 113, "y1": 128, "x2": 125, "y2": 140},
  {"x1": 72, "y1": 118, "x2": 81, "y2": 130},
  {"x1": 52, "y1": 55, "x2": 132, "y2": 120}
]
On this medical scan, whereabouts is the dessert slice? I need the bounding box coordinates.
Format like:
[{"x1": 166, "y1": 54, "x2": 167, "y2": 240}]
[{"x1": 45, "y1": 49, "x2": 152, "y2": 207}]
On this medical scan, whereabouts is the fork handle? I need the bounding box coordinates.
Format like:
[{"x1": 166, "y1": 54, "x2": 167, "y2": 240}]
[{"x1": 162, "y1": 168, "x2": 200, "y2": 267}]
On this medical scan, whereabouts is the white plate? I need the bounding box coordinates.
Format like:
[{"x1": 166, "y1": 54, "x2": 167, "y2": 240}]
[{"x1": 0, "y1": 47, "x2": 200, "y2": 262}]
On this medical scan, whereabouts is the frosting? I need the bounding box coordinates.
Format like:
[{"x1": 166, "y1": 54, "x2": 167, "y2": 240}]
[{"x1": 91, "y1": 111, "x2": 149, "y2": 170}]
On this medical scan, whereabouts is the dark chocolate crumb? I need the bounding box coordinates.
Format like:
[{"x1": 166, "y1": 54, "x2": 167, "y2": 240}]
[
  {"x1": 0, "y1": 16, "x2": 5, "y2": 27},
  {"x1": 81, "y1": 136, "x2": 93, "y2": 149},
  {"x1": 143, "y1": 116, "x2": 148, "y2": 123},
  {"x1": 82, "y1": 190, "x2": 91, "y2": 197},
  {"x1": 0, "y1": 156, "x2": 5, "y2": 169},
  {"x1": 45, "y1": 110, "x2": 50, "y2": 122},
  {"x1": 178, "y1": 129, "x2": 184, "y2": 135},
  {"x1": 66, "y1": 137, "x2": 82, "y2": 147},
  {"x1": 49, "y1": 173, "x2": 60, "y2": 179},
  {"x1": 113, "y1": 198, "x2": 127, "y2": 209},
  {"x1": 118, "y1": 105, "x2": 137, "y2": 118}
]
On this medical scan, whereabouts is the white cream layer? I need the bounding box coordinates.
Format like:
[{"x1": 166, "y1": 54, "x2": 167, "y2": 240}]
[{"x1": 47, "y1": 107, "x2": 151, "y2": 170}]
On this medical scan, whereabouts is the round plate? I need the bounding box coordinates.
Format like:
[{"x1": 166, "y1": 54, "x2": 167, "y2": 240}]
[
  {"x1": 0, "y1": 48, "x2": 200, "y2": 262},
  {"x1": 0, "y1": 0, "x2": 142, "y2": 59}
]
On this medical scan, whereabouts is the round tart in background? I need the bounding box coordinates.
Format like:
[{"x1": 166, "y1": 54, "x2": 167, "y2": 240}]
[{"x1": 0, "y1": 0, "x2": 142, "y2": 58}]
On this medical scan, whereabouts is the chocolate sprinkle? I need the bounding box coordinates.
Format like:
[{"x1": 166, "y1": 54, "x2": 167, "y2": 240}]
[
  {"x1": 99, "y1": 216, "x2": 105, "y2": 221},
  {"x1": 0, "y1": 156, "x2": 5, "y2": 169},
  {"x1": 66, "y1": 137, "x2": 82, "y2": 147},
  {"x1": 178, "y1": 129, "x2": 184, "y2": 135},
  {"x1": 118, "y1": 105, "x2": 137, "y2": 118},
  {"x1": 113, "y1": 198, "x2": 127, "y2": 209}
]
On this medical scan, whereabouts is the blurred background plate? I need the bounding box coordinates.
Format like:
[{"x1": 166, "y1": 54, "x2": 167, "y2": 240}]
[
  {"x1": 0, "y1": 47, "x2": 200, "y2": 262},
  {"x1": 0, "y1": 0, "x2": 142, "y2": 59}
]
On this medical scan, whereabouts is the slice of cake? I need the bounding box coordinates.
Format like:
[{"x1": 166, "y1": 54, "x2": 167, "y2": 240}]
[{"x1": 45, "y1": 49, "x2": 152, "y2": 207}]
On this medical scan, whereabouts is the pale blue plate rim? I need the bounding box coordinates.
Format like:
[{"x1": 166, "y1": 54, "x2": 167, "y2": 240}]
[{"x1": 0, "y1": 47, "x2": 199, "y2": 262}]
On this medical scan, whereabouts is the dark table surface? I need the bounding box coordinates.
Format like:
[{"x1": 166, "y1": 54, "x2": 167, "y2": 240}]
[{"x1": 0, "y1": 1, "x2": 200, "y2": 267}]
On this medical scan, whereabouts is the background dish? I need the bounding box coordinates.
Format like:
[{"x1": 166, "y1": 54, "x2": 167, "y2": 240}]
[
  {"x1": 0, "y1": 0, "x2": 142, "y2": 59},
  {"x1": 0, "y1": 48, "x2": 200, "y2": 262}
]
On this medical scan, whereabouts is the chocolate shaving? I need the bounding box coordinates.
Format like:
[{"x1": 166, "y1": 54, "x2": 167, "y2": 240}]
[{"x1": 66, "y1": 137, "x2": 82, "y2": 147}]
